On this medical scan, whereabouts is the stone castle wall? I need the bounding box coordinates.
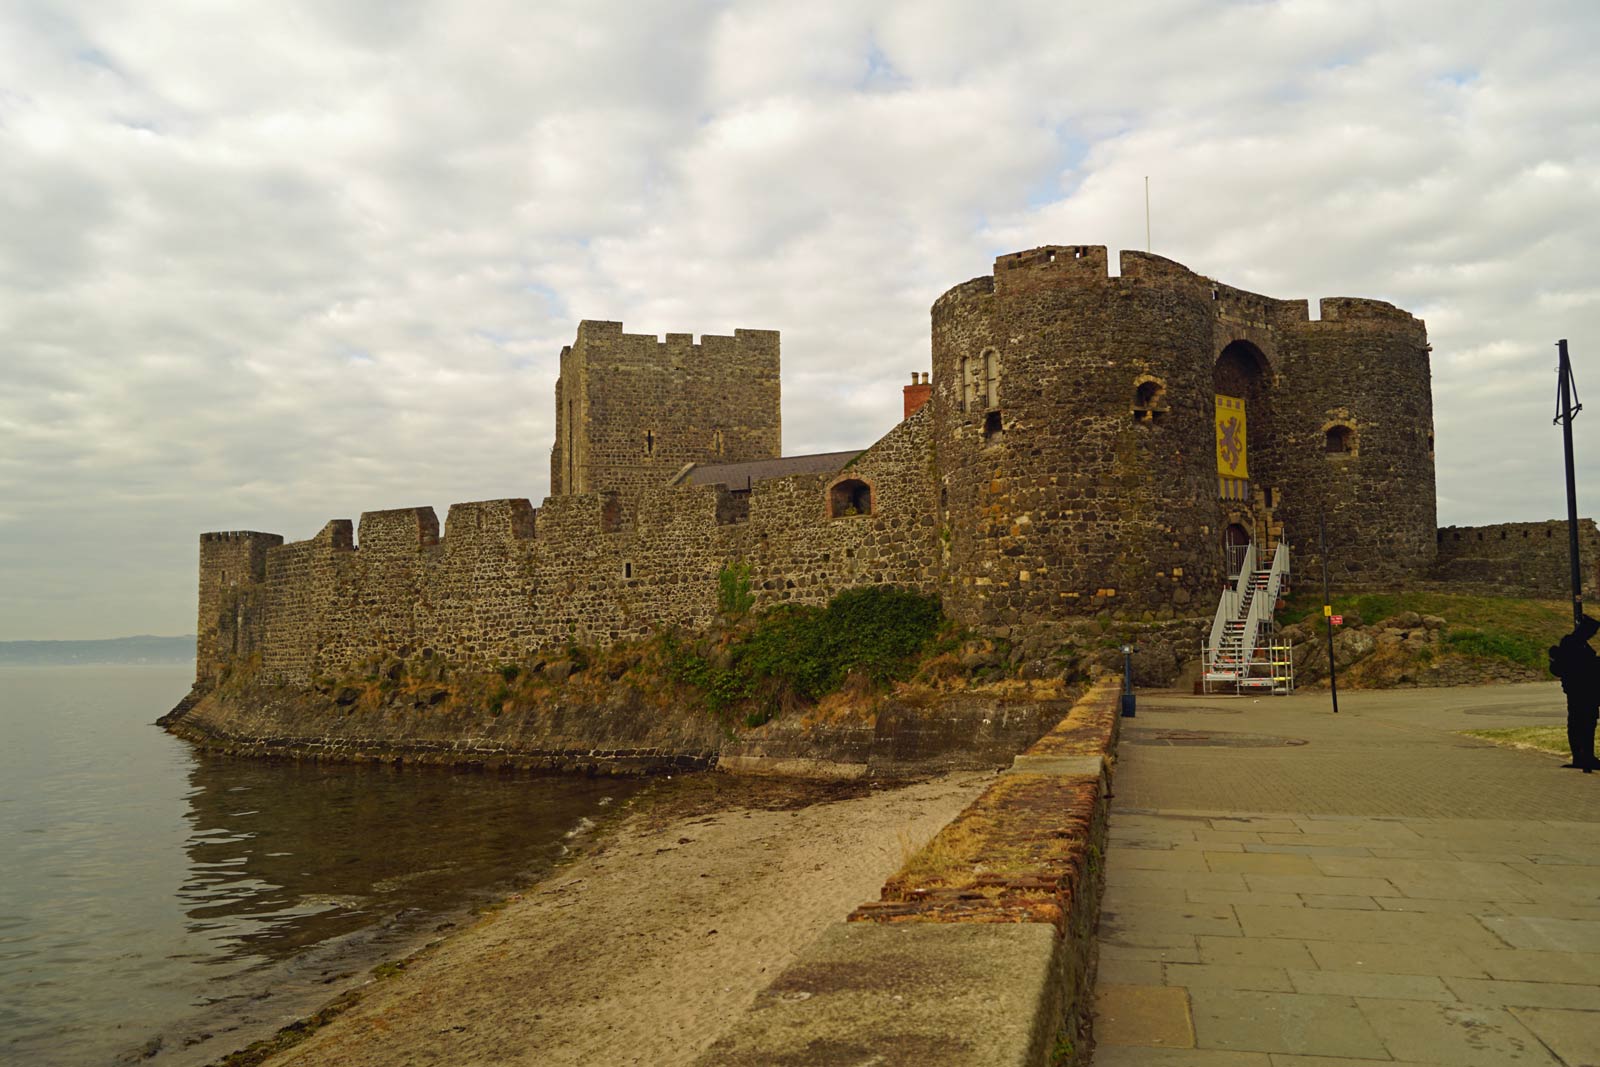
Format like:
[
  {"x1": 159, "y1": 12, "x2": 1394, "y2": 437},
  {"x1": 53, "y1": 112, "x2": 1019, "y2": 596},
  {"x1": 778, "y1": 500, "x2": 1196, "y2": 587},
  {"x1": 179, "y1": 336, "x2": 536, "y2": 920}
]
[
  {"x1": 1430, "y1": 520, "x2": 1600, "y2": 601},
  {"x1": 212, "y1": 410, "x2": 938, "y2": 688}
]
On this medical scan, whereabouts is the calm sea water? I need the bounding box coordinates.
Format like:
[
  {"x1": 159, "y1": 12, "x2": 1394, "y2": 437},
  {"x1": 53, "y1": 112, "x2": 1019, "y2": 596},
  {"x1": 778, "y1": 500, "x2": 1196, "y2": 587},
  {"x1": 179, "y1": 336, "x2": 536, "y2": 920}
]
[{"x1": 0, "y1": 666, "x2": 639, "y2": 1067}]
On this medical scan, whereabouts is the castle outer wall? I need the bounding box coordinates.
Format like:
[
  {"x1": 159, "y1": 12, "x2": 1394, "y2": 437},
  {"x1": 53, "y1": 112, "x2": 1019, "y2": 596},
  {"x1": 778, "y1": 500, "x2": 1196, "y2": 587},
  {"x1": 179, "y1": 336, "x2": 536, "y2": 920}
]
[
  {"x1": 198, "y1": 411, "x2": 936, "y2": 688},
  {"x1": 1431, "y1": 520, "x2": 1600, "y2": 601}
]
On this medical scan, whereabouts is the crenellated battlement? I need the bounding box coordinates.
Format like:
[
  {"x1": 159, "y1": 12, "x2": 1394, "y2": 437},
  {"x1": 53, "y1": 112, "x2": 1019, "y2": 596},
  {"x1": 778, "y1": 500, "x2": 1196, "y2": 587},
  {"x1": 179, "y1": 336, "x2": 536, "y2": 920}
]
[
  {"x1": 1315, "y1": 296, "x2": 1425, "y2": 329},
  {"x1": 941, "y1": 247, "x2": 1420, "y2": 342},
  {"x1": 443, "y1": 498, "x2": 537, "y2": 547},
  {"x1": 356, "y1": 506, "x2": 440, "y2": 554},
  {"x1": 200, "y1": 531, "x2": 284, "y2": 545},
  {"x1": 992, "y1": 245, "x2": 1110, "y2": 291},
  {"x1": 572, "y1": 319, "x2": 781, "y2": 356}
]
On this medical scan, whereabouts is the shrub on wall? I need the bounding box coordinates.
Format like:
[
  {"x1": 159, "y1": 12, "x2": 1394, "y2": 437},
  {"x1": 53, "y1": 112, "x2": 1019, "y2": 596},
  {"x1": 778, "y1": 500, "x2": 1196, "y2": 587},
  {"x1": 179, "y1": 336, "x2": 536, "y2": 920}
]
[
  {"x1": 717, "y1": 560, "x2": 756, "y2": 616},
  {"x1": 664, "y1": 585, "x2": 945, "y2": 719}
]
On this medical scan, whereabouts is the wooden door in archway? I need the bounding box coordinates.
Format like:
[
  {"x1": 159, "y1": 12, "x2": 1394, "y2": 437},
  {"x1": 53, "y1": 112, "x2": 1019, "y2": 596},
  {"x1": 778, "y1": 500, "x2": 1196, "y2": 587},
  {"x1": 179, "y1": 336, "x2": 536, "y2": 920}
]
[{"x1": 1224, "y1": 523, "x2": 1252, "y2": 580}]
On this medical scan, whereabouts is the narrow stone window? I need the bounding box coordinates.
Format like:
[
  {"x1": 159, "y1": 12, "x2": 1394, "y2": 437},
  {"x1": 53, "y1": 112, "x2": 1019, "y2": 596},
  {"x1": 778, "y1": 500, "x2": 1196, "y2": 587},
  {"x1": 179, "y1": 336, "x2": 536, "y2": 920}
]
[
  {"x1": 623, "y1": 561, "x2": 633, "y2": 579},
  {"x1": 1132, "y1": 376, "x2": 1168, "y2": 424},
  {"x1": 711, "y1": 428, "x2": 724, "y2": 455},
  {"x1": 829, "y1": 478, "x2": 872, "y2": 518},
  {"x1": 961, "y1": 356, "x2": 980, "y2": 413},
  {"x1": 982, "y1": 347, "x2": 1001, "y2": 410},
  {"x1": 1324, "y1": 424, "x2": 1354, "y2": 455},
  {"x1": 644, "y1": 429, "x2": 656, "y2": 456},
  {"x1": 1427, "y1": 431, "x2": 1434, "y2": 457},
  {"x1": 983, "y1": 410, "x2": 1002, "y2": 442}
]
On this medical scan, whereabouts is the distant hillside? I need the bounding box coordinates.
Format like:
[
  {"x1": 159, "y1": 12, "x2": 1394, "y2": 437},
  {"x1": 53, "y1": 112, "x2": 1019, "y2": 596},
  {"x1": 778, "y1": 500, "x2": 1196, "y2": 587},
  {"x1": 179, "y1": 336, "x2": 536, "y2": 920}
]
[{"x1": 0, "y1": 635, "x2": 196, "y2": 666}]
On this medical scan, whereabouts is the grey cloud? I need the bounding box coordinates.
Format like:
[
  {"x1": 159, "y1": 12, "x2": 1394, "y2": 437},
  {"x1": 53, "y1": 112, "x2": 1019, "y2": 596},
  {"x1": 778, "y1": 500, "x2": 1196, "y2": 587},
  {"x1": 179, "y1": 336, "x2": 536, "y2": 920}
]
[{"x1": 1, "y1": 0, "x2": 1597, "y2": 637}]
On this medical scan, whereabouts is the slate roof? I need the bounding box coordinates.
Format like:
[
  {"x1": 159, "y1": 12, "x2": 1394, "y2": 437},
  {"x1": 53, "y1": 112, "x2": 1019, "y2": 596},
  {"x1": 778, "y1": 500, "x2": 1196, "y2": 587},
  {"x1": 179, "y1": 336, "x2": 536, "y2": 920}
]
[{"x1": 672, "y1": 450, "x2": 864, "y2": 489}]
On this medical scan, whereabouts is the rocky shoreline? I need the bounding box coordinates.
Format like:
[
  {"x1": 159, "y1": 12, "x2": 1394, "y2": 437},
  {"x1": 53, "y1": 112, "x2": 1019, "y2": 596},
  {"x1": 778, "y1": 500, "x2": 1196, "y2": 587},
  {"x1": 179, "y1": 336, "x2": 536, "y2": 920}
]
[{"x1": 160, "y1": 675, "x2": 1084, "y2": 780}]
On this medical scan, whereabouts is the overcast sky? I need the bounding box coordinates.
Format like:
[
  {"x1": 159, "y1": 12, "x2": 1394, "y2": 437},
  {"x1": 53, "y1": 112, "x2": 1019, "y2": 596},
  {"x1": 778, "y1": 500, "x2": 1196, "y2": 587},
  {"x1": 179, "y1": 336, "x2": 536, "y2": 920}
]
[{"x1": 3, "y1": 1, "x2": 1598, "y2": 640}]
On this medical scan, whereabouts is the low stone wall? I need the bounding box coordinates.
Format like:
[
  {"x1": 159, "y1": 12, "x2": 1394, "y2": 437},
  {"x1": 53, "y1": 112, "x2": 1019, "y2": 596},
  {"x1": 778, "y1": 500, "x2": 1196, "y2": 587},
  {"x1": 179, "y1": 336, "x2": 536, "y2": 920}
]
[
  {"x1": 695, "y1": 681, "x2": 1121, "y2": 1066},
  {"x1": 1429, "y1": 519, "x2": 1600, "y2": 600},
  {"x1": 717, "y1": 691, "x2": 1077, "y2": 780}
]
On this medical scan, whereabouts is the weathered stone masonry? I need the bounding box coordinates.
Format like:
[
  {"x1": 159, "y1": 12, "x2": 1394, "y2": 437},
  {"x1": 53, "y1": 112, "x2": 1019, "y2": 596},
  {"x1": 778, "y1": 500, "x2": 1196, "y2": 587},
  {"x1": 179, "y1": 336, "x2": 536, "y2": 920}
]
[
  {"x1": 195, "y1": 246, "x2": 1456, "y2": 693},
  {"x1": 1431, "y1": 519, "x2": 1600, "y2": 600},
  {"x1": 930, "y1": 246, "x2": 1437, "y2": 633},
  {"x1": 198, "y1": 408, "x2": 937, "y2": 688}
]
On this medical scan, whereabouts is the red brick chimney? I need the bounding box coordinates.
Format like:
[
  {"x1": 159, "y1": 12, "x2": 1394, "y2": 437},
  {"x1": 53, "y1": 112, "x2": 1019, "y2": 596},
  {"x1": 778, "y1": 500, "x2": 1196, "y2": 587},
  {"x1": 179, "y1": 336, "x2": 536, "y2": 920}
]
[{"x1": 903, "y1": 372, "x2": 931, "y2": 419}]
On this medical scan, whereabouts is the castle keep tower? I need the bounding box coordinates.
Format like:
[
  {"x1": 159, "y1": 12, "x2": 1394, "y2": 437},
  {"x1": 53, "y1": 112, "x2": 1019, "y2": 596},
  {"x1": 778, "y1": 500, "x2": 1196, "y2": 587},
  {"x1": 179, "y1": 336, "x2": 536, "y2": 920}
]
[
  {"x1": 930, "y1": 246, "x2": 1435, "y2": 630},
  {"x1": 550, "y1": 321, "x2": 781, "y2": 502}
]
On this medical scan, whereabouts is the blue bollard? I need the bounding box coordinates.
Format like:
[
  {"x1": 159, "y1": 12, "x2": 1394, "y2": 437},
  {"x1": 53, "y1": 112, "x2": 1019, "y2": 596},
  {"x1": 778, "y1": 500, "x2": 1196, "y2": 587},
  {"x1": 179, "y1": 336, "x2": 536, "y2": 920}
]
[{"x1": 1120, "y1": 643, "x2": 1136, "y2": 717}]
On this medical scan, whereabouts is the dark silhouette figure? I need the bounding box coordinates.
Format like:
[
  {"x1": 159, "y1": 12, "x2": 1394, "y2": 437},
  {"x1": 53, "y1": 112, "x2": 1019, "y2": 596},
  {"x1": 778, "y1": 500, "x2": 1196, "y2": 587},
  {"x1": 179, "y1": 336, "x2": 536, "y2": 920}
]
[{"x1": 1549, "y1": 614, "x2": 1600, "y2": 772}]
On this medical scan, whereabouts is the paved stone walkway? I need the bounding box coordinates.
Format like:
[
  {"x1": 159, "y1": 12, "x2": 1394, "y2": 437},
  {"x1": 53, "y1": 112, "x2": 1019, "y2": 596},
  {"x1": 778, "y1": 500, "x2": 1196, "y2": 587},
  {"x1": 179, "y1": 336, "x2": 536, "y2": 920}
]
[{"x1": 1090, "y1": 682, "x2": 1600, "y2": 1066}]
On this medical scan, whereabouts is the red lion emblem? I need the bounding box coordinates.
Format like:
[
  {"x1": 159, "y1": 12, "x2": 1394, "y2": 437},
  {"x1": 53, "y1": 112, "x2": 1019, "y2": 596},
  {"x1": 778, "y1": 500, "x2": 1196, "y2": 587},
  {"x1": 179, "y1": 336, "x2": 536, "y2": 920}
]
[{"x1": 1218, "y1": 416, "x2": 1244, "y2": 470}]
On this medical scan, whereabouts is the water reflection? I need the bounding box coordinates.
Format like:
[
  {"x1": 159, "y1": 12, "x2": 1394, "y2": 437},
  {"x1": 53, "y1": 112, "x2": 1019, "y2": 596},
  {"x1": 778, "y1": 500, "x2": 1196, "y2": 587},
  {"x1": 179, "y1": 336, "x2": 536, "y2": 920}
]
[
  {"x1": 0, "y1": 667, "x2": 640, "y2": 1067},
  {"x1": 176, "y1": 754, "x2": 641, "y2": 963}
]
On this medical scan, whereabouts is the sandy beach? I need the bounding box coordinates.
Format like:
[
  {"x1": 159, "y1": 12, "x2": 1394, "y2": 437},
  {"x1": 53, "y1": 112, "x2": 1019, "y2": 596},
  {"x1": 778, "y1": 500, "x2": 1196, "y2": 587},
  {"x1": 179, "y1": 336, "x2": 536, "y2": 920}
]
[{"x1": 259, "y1": 770, "x2": 993, "y2": 1067}]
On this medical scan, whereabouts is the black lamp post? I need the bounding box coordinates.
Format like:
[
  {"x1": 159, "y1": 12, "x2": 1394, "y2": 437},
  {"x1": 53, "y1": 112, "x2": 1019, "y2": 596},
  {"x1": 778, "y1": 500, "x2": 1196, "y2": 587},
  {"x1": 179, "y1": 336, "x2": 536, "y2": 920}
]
[
  {"x1": 1557, "y1": 339, "x2": 1584, "y2": 626},
  {"x1": 1120, "y1": 643, "x2": 1136, "y2": 717}
]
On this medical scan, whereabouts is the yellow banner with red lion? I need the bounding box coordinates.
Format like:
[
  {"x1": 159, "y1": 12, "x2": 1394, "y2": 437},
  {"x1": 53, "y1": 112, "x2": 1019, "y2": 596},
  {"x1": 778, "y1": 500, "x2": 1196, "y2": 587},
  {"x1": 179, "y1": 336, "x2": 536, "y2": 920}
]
[{"x1": 1215, "y1": 394, "x2": 1248, "y2": 478}]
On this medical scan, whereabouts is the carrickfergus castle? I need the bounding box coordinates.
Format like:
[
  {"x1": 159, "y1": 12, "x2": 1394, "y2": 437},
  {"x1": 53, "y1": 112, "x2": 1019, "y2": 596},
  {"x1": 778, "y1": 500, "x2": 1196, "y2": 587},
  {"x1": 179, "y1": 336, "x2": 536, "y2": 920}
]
[{"x1": 192, "y1": 245, "x2": 1577, "y2": 695}]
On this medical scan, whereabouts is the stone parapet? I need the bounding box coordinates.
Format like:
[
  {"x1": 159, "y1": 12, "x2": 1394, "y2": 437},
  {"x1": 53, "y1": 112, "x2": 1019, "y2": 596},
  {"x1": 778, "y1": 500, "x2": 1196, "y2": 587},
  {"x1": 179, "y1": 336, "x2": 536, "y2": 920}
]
[{"x1": 697, "y1": 681, "x2": 1122, "y2": 1065}]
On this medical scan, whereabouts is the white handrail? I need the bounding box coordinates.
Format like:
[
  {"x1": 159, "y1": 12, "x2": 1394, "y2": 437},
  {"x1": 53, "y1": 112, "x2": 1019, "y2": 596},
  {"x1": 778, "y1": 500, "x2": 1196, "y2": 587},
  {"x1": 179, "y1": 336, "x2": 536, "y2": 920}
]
[
  {"x1": 1207, "y1": 589, "x2": 1233, "y2": 664},
  {"x1": 1242, "y1": 542, "x2": 1291, "y2": 654},
  {"x1": 1207, "y1": 540, "x2": 1256, "y2": 673}
]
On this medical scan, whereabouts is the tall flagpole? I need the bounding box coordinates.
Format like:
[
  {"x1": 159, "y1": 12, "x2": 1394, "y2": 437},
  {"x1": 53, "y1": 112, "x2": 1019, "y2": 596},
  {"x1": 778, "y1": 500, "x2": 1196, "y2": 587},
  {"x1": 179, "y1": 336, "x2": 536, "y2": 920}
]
[{"x1": 1145, "y1": 176, "x2": 1151, "y2": 252}]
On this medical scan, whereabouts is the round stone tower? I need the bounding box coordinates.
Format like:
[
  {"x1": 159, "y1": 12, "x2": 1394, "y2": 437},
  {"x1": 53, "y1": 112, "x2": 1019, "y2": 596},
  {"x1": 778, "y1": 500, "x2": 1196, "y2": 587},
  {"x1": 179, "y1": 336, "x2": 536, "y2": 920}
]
[{"x1": 929, "y1": 245, "x2": 1436, "y2": 632}]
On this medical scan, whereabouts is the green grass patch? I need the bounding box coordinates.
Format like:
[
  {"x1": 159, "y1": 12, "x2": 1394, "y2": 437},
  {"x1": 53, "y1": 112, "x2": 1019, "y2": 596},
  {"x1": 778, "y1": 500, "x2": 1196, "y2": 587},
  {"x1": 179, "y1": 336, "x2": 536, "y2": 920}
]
[
  {"x1": 1281, "y1": 590, "x2": 1570, "y2": 672},
  {"x1": 1440, "y1": 628, "x2": 1549, "y2": 670},
  {"x1": 1462, "y1": 725, "x2": 1567, "y2": 758}
]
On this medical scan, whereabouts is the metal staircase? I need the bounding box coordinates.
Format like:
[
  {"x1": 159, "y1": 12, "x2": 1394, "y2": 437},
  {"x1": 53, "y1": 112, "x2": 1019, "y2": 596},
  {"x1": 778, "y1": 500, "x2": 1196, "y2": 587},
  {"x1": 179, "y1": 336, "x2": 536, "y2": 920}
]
[{"x1": 1203, "y1": 538, "x2": 1293, "y2": 694}]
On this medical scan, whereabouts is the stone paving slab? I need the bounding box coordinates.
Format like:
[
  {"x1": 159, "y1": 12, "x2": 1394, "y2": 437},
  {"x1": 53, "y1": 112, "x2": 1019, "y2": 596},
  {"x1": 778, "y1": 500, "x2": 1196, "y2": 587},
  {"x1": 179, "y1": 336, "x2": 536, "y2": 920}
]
[
  {"x1": 692, "y1": 922, "x2": 1065, "y2": 1067},
  {"x1": 1090, "y1": 683, "x2": 1600, "y2": 1066},
  {"x1": 1509, "y1": 1006, "x2": 1600, "y2": 1066},
  {"x1": 1092, "y1": 985, "x2": 1192, "y2": 1049},
  {"x1": 1189, "y1": 988, "x2": 1388, "y2": 1059}
]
